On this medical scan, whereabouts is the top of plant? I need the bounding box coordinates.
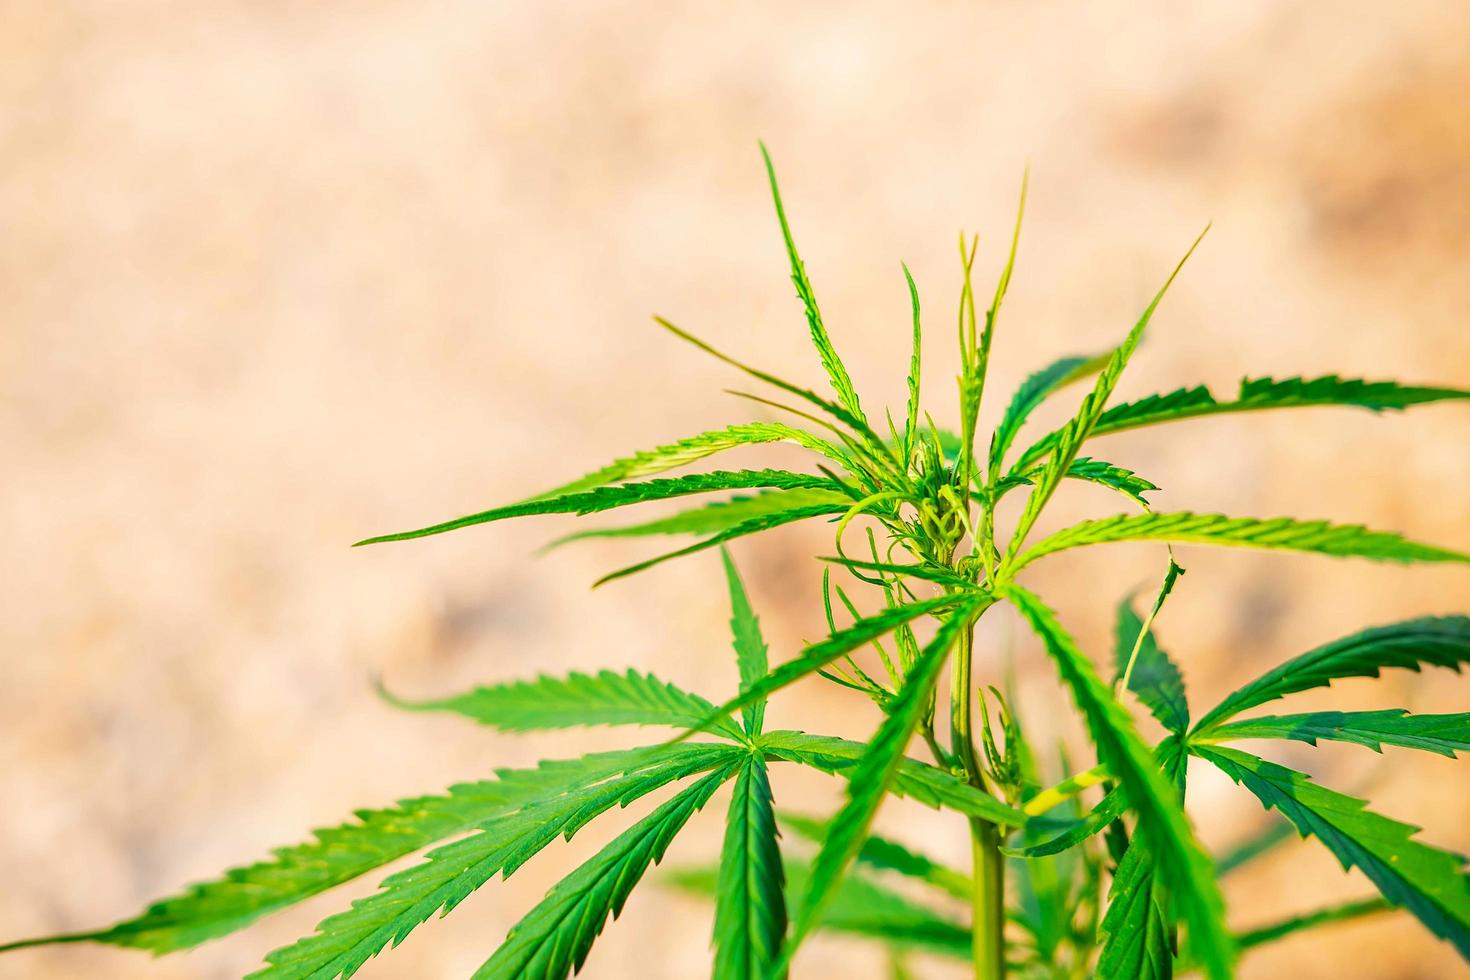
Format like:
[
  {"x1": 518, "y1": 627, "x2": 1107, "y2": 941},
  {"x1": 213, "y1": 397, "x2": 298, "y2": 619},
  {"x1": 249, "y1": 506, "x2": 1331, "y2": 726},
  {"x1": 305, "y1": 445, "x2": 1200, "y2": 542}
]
[{"x1": 5, "y1": 145, "x2": 1469, "y2": 980}]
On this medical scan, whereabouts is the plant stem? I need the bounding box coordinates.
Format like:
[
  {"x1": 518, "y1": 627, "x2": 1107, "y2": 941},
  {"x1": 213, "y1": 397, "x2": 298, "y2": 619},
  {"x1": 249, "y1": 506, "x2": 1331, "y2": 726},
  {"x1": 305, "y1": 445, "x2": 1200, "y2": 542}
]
[{"x1": 950, "y1": 620, "x2": 1006, "y2": 980}]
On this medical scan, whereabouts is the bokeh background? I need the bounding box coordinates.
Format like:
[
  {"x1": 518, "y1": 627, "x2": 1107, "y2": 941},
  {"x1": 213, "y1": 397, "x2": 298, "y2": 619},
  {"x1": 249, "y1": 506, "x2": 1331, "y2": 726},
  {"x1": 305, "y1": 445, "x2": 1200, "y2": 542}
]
[{"x1": 3, "y1": 2, "x2": 1469, "y2": 977}]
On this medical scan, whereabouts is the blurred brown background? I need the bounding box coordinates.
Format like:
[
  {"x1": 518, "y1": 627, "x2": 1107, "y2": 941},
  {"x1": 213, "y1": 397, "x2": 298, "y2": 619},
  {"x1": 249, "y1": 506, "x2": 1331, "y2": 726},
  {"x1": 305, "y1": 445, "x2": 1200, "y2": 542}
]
[{"x1": 3, "y1": 2, "x2": 1469, "y2": 978}]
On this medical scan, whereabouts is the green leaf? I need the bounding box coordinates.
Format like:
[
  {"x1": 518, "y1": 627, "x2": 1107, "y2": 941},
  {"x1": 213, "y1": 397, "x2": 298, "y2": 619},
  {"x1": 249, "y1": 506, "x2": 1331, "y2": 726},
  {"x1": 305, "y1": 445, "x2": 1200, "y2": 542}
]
[
  {"x1": 1009, "y1": 375, "x2": 1470, "y2": 475},
  {"x1": 1199, "y1": 709, "x2": 1470, "y2": 759},
  {"x1": 1004, "y1": 230, "x2": 1205, "y2": 561},
  {"x1": 901, "y1": 264, "x2": 923, "y2": 460},
  {"x1": 1193, "y1": 616, "x2": 1470, "y2": 732},
  {"x1": 712, "y1": 758, "x2": 786, "y2": 980},
  {"x1": 1066, "y1": 458, "x2": 1160, "y2": 506},
  {"x1": 1115, "y1": 597, "x2": 1189, "y2": 735},
  {"x1": 721, "y1": 547, "x2": 770, "y2": 735},
  {"x1": 357, "y1": 470, "x2": 842, "y2": 546},
  {"x1": 1097, "y1": 838, "x2": 1174, "y2": 980},
  {"x1": 1195, "y1": 745, "x2": 1470, "y2": 958},
  {"x1": 1002, "y1": 585, "x2": 1233, "y2": 980},
  {"x1": 756, "y1": 731, "x2": 1026, "y2": 827},
  {"x1": 670, "y1": 593, "x2": 973, "y2": 743},
  {"x1": 779, "y1": 813, "x2": 970, "y2": 899},
  {"x1": 759, "y1": 143, "x2": 867, "y2": 427},
  {"x1": 592, "y1": 502, "x2": 852, "y2": 587},
  {"x1": 1005, "y1": 787, "x2": 1127, "y2": 859},
  {"x1": 0, "y1": 747, "x2": 713, "y2": 957},
  {"x1": 779, "y1": 601, "x2": 980, "y2": 971},
  {"x1": 1236, "y1": 896, "x2": 1392, "y2": 951},
  {"x1": 668, "y1": 858, "x2": 972, "y2": 960},
  {"x1": 995, "y1": 457, "x2": 1159, "y2": 508},
  {"x1": 1014, "y1": 511, "x2": 1470, "y2": 571},
  {"x1": 474, "y1": 764, "x2": 737, "y2": 980},
  {"x1": 551, "y1": 488, "x2": 852, "y2": 547},
  {"x1": 377, "y1": 670, "x2": 743, "y2": 741},
  {"x1": 534, "y1": 422, "x2": 857, "y2": 499},
  {"x1": 988, "y1": 351, "x2": 1110, "y2": 477},
  {"x1": 243, "y1": 743, "x2": 742, "y2": 980}
]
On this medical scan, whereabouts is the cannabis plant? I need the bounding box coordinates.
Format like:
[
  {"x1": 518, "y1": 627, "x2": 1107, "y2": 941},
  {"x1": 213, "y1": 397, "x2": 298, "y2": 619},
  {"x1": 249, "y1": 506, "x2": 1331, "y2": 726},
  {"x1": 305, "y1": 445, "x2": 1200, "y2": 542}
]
[{"x1": 5, "y1": 148, "x2": 1470, "y2": 980}]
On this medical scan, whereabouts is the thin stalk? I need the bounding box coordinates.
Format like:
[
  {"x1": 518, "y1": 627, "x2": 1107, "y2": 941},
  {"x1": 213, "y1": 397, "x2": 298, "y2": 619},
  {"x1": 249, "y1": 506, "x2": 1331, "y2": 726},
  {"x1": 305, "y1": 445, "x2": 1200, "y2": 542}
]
[{"x1": 950, "y1": 620, "x2": 1006, "y2": 979}]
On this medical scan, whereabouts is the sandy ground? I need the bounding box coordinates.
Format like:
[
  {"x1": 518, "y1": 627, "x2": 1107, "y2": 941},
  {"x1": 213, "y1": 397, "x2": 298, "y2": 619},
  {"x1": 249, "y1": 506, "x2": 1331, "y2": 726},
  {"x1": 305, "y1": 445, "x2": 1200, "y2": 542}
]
[{"x1": 3, "y1": 2, "x2": 1469, "y2": 978}]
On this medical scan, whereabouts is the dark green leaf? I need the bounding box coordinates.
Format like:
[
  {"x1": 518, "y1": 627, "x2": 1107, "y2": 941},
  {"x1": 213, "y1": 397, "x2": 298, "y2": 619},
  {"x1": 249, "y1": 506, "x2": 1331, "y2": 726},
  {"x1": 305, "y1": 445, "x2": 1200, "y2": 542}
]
[
  {"x1": 1004, "y1": 787, "x2": 1127, "y2": 859},
  {"x1": 712, "y1": 758, "x2": 786, "y2": 980},
  {"x1": 1196, "y1": 745, "x2": 1470, "y2": 958},
  {"x1": 1193, "y1": 616, "x2": 1470, "y2": 733},
  {"x1": 1010, "y1": 375, "x2": 1470, "y2": 475},
  {"x1": 1003, "y1": 585, "x2": 1233, "y2": 979},
  {"x1": 1097, "y1": 839, "x2": 1173, "y2": 980},
  {"x1": 1199, "y1": 709, "x2": 1470, "y2": 759}
]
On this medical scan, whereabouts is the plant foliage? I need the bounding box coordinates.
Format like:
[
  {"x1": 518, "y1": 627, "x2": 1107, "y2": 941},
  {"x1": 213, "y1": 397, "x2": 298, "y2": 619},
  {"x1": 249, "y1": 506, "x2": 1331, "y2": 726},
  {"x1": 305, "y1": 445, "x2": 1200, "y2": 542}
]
[{"x1": 6, "y1": 147, "x2": 1468, "y2": 980}]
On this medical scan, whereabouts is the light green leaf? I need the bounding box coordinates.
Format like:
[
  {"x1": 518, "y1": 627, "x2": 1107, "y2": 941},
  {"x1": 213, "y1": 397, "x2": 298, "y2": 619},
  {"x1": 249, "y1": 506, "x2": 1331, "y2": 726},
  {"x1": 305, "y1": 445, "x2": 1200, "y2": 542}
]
[
  {"x1": 242, "y1": 743, "x2": 742, "y2": 980},
  {"x1": 474, "y1": 764, "x2": 737, "y2": 980},
  {"x1": 901, "y1": 264, "x2": 922, "y2": 460},
  {"x1": 1014, "y1": 511, "x2": 1470, "y2": 571},
  {"x1": 721, "y1": 547, "x2": 770, "y2": 735},
  {"x1": 0, "y1": 748, "x2": 710, "y2": 957},
  {"x1": 550, "y1": 488, "x2": 852, "y2": 547},
  {"x1": 760, "y1": 143, "x2": 867, "y2": 427},
  {"x1": 1004, "y1": 230, "x2": 1205, "y2": 561},
  {"x1": 1196, "y1": 745, "x2": 1470, "y2": 959},
  {"x1": 670, "y1": 593, "x2": 973, "y2": 744},
  {"x1": 1115, "y1": 595, "x2": 1189, "y2": 735},
  {"x1": 779, "y1": 601, "x2": 982, "y2": 971},
  {"x1": 592, "y1": 502, "x2": 852, "y2": 587},
  {"x1": 1193, "y1": 616, "x2": 1470, "y2": 733},
  {"x1": 1199, "y1": 709, "x2": 1470, "y2": 759},
  {"x1": 377, "y1": 670, "x2": 743, "y2": 741},
  {"x1": 1003, "y1": 585, "x2": 1233, "y2": 979},
  {"x1": 357, "y1": 470, "x2": 841, "y2": 546},
  {"x1": 535, "y1": 422, "x2": 857, "y2": 499},
  {"x1": 756, "y1": 731, "x2": 1026, "y2": 827},
  {"x1": 989, "y1": 352, "x2": 1111, "y2": 478},
  {"x1": 712, "y1": 758, "x2": 786, "y2": 980}
]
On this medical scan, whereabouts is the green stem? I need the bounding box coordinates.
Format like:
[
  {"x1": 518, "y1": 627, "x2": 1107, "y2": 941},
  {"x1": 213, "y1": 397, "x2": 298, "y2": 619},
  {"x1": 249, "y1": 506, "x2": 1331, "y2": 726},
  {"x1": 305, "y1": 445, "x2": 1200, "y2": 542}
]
[{"x1": 950, "y1": 621, "x2": 1006, "y2": 980}]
